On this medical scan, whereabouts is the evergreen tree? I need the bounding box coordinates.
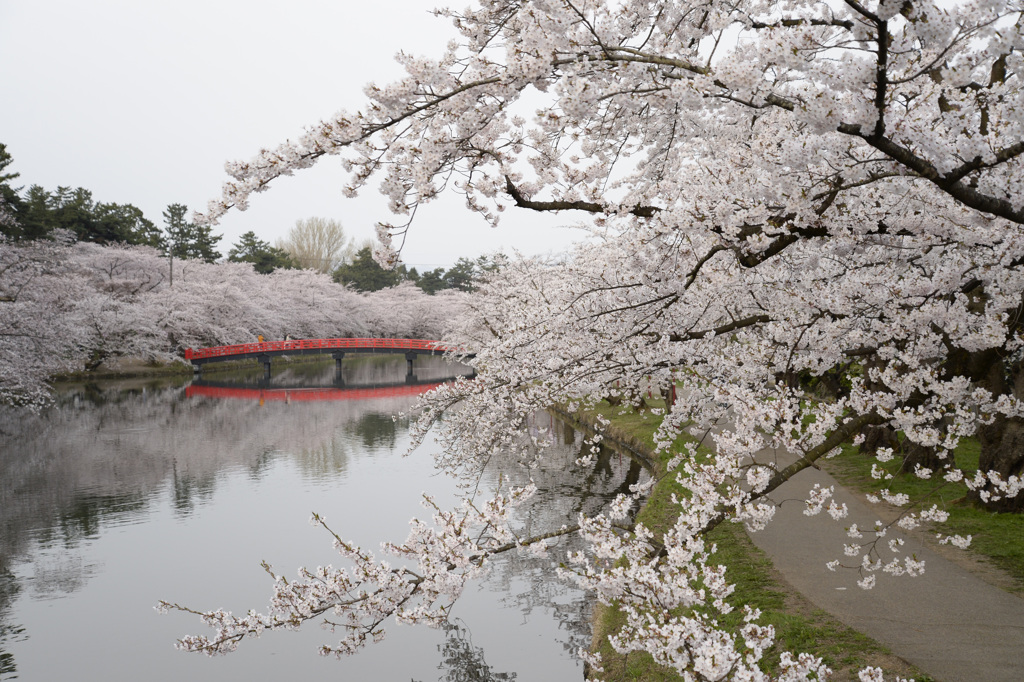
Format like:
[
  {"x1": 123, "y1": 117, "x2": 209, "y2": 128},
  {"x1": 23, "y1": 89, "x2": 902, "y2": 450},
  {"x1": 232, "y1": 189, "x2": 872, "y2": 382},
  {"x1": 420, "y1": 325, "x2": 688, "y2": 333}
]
[
  {"x1": 332, "y1": 246, "x2": 402, "y2": 291},
  {"x1": 94, "y1": 201, "x2": 162, "y2": 246},
  {"x1": 16, "y1": 185, "x2": 53, "y2": 240},
  {"x1": 0, "y1": 144, "x2": 172, "y2": 247},
  {"x1": 163, "y1": 203, "x2": 221, "y2": 262},
  {"x1": 0, "y1": 144, "x2": 15, "y2": 187},
  {"x1": 416, "y1": 267, "x2": 448, "y2": 295},
  {"x1": 0, "y1": 143, "x2": 24, "y2": 237},
  {"x1": 50, "y1": 187, "x2": 98, "y2": 240},
  {"x1": 228, "y1": 231, "x2": 294, "y2": 274},
  {"x1": 16, "y1": 185, "x2": 160, "y2": 245},
  {"x1": 441, "y1": 255, "x2": 504, "y2": 292},
  {"x1": 443, "y1": 257, "x2": 477, "y2": 292}
]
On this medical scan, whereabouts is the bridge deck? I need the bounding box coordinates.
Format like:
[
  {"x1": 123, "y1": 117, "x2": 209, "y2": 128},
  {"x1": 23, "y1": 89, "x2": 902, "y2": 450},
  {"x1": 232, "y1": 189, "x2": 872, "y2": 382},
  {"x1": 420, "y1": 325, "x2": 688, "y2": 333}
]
[{"x1": 185, "y1": 338, "x2": 464, "y2": 365}]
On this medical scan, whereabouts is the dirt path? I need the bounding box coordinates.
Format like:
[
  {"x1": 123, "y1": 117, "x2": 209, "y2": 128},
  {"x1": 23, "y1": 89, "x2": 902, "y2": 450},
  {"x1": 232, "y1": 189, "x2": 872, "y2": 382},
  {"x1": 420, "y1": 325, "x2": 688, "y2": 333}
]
[{"x1": 739, "y1": 443, "x2": 1024, "y2": 682}]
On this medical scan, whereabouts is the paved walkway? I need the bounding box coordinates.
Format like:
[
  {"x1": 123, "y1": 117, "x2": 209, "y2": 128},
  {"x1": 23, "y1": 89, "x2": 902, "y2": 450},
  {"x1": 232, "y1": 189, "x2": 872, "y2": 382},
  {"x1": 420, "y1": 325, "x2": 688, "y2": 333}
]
[{"x1": 730, "y1": 441, "x2": 1024, "y2": 681}]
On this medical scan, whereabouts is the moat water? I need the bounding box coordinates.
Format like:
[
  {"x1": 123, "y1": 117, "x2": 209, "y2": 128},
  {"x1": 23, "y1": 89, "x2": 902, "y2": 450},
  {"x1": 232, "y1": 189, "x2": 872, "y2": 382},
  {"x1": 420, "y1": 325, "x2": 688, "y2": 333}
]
[{"x1": 0, "y1": 357, "x2": 644, "y2": 681}]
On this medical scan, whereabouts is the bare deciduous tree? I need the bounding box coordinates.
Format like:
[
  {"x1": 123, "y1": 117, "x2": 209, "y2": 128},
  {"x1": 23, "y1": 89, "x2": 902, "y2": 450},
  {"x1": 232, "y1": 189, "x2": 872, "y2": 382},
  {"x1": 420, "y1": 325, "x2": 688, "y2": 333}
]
[{"x1": 276, "y1": 217, "x2": 353, "y2": 274}]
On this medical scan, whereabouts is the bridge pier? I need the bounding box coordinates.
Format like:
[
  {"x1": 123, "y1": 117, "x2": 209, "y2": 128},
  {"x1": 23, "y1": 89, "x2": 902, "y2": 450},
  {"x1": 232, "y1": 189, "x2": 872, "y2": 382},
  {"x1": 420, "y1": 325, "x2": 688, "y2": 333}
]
[
  {"x1": 405, "y1": 352, "x2": 417, "y2": 383},
  {"x1": 332, "y1": 351, "x2": 346, "y2": 385},
  {"x1": 257, "y1": 354, "x2": 271, "y2": 380}
]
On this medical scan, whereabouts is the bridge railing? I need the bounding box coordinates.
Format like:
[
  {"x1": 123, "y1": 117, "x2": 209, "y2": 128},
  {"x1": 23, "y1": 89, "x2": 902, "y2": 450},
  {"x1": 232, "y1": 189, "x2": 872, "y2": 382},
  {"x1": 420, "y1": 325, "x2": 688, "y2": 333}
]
[{"x1": 184, "y1": 338, "x2": 463, "y2": 361}]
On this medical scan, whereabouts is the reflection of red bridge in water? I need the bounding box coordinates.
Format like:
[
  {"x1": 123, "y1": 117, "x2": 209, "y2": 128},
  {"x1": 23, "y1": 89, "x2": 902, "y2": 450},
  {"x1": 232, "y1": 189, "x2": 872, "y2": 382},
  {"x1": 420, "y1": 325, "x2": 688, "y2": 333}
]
[
  {"x1": 186, "y1": 382, "x2": 445, "y2": 403},
  {"x1": 184, "y1": 338, "x2": 472, "y2": 379}
]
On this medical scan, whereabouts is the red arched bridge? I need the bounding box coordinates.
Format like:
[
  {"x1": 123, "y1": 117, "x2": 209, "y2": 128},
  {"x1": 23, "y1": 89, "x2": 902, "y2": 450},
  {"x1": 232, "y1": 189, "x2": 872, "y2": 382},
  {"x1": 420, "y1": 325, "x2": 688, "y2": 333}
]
[{"x1": 185, "y1": 338, "x2": 472, "y2": 379}]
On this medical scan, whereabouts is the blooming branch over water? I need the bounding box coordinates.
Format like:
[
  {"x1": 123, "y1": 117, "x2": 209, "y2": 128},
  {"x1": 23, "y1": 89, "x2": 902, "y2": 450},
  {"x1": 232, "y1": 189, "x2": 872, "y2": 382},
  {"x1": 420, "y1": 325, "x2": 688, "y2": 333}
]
[{"x1": 165, "y1": 0, "x2": 1024, "y2": 678}]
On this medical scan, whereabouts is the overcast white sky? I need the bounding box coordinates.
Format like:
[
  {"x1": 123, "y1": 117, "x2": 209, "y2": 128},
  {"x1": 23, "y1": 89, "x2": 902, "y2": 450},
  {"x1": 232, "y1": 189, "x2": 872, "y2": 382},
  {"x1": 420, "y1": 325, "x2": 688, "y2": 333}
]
[{"x1": 0, "y1": 0, "x2": 588, "y2": 269}]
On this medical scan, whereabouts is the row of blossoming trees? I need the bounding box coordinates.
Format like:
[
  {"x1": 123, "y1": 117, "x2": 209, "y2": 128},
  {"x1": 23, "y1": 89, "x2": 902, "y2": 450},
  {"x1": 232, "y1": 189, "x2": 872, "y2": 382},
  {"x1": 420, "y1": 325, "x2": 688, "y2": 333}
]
[
  {"x1": 156, "y1": 0, "x2": 1023, "y2": 678},
  {"x1": 0, "y1": 235, "x2": 468, "y2": 406}
]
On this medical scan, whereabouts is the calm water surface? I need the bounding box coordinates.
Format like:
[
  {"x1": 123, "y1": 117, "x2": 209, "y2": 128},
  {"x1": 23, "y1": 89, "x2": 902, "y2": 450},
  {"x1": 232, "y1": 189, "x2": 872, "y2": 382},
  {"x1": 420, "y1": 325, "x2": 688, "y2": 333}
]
[{"x1": 0, "y1": 358, "x2": 644, "y2": 680}]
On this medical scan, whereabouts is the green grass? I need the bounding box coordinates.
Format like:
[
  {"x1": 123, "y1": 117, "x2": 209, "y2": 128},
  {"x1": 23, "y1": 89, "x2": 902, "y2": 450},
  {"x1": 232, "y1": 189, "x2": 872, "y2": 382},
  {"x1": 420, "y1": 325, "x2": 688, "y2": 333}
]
[
  {"x1": 574, "y1": 401, "x2": 924, "y2": 681},
  {"x1": 823, "y1": 439, "x2": 1024, "y2": 592}
]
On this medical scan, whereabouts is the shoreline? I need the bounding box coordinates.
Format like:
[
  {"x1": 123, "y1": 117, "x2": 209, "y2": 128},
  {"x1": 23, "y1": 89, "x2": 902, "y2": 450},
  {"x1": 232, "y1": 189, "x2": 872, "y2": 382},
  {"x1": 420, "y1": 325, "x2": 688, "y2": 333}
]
[{"x1": 556, "y1": 401, "x2": 923, "y2": 681}]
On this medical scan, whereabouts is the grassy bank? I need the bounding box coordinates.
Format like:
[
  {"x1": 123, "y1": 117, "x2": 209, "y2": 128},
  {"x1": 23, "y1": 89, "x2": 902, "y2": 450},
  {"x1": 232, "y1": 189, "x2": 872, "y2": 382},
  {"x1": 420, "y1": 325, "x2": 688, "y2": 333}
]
[
  {"x1": 53, "y1": 357, "x2": 196, "y2": 382},
  {"x1": 570, "y1": 400, "x2": 924, "y2": 681}
]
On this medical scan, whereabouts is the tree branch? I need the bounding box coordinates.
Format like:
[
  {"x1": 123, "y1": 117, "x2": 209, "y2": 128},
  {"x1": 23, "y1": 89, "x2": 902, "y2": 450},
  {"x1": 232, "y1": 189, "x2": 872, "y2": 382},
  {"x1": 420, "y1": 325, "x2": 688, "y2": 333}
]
[
  {"x1": 668, "y1": 314, "x2": 772, "y2": 342},
  {"x1": 650, "y1": 412, "x2": 886, "y2": 560},
  {"x1": 749, "y1": 17, "x2": 855, "y2": 31},
  {"x1": 504, "y1": 176, "x2": 660, "y2": 217},
  {"x1": 838, "y1": 124, "x2": 1024, "y2": 224}
]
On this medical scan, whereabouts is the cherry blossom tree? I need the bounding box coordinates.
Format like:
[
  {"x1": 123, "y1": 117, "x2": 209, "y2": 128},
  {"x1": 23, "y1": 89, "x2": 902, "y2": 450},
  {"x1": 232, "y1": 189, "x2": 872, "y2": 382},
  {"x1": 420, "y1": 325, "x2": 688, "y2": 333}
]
[
  {"x1": 141, "y1": 0, "x2": 1024, "y2": 676},
  {"x1": 0, "y1": 233, "x2": 468, "y2": 404},
  {"x1": 362, "y1": 282, "x2": 470, "y2": 339},
  {"x1": 68, "y1": 242, "x2": 171, "y2": 368},
  {"x1": 0, "y1": 234, "x2": 82, "y2": 406}
]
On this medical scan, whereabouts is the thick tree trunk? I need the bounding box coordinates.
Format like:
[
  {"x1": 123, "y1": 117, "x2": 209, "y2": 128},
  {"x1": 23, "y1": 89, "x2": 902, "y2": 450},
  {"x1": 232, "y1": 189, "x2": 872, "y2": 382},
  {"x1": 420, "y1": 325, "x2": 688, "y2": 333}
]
[
  {"x1": 897, "y1": 441, "x2": 945, "y2": 475},
  {"x1": 805, "y1": 367, "x2": 847, "y2": 400},
  {"x1": 860, "y1": 425, "x2": 947, "y2": 475},
  {"x1": 946, "y1": 334, "x2": 1024, "y2": 511},
  {"x1": 974, "y1": 415, "x2": 1024, "y2": 511},
  {"x1": 859, "y1": 424, "x2": 900, "y2": 456}
]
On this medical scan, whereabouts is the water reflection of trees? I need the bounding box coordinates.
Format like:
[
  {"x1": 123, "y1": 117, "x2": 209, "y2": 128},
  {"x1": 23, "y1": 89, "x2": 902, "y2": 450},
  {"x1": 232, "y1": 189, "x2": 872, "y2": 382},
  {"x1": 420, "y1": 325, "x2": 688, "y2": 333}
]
[
  {"x1": 0, "y1": 356, "x2": 464, "y2": 581},
  {"x1": 471, "y1": 413, "x2": 652, "y2": 665},
  {"x1": 0, "y1": 379, "x2": 428, "y2": 594},
  {"x1": 0, "y1": 376, "x2": 437, "y2": 680},
  {"x1": 171, "y1": 465, "x2": 218, "y2": 516},
  {"x1": 0, "y1": 371, "x2": 644, "y2": 679},
  {"x1": 414, "y1": 620, "x2": 516, "y2": 682},
  {"x1": 40, "y1": 491, "x2": 149, "y2": 546},
  {"x1": 0, "y1": 569, "x2": 24, "y2": 681},
  {"x1": 347, "y1": 412, "x2": 400, "y2": 450}
]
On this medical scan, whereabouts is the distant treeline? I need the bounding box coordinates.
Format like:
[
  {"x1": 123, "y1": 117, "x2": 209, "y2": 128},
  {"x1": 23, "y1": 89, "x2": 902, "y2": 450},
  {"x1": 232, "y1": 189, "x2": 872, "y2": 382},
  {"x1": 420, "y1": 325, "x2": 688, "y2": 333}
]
[{"x1": 0, "y1": 143, "x2": 501, "y2": 294}]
